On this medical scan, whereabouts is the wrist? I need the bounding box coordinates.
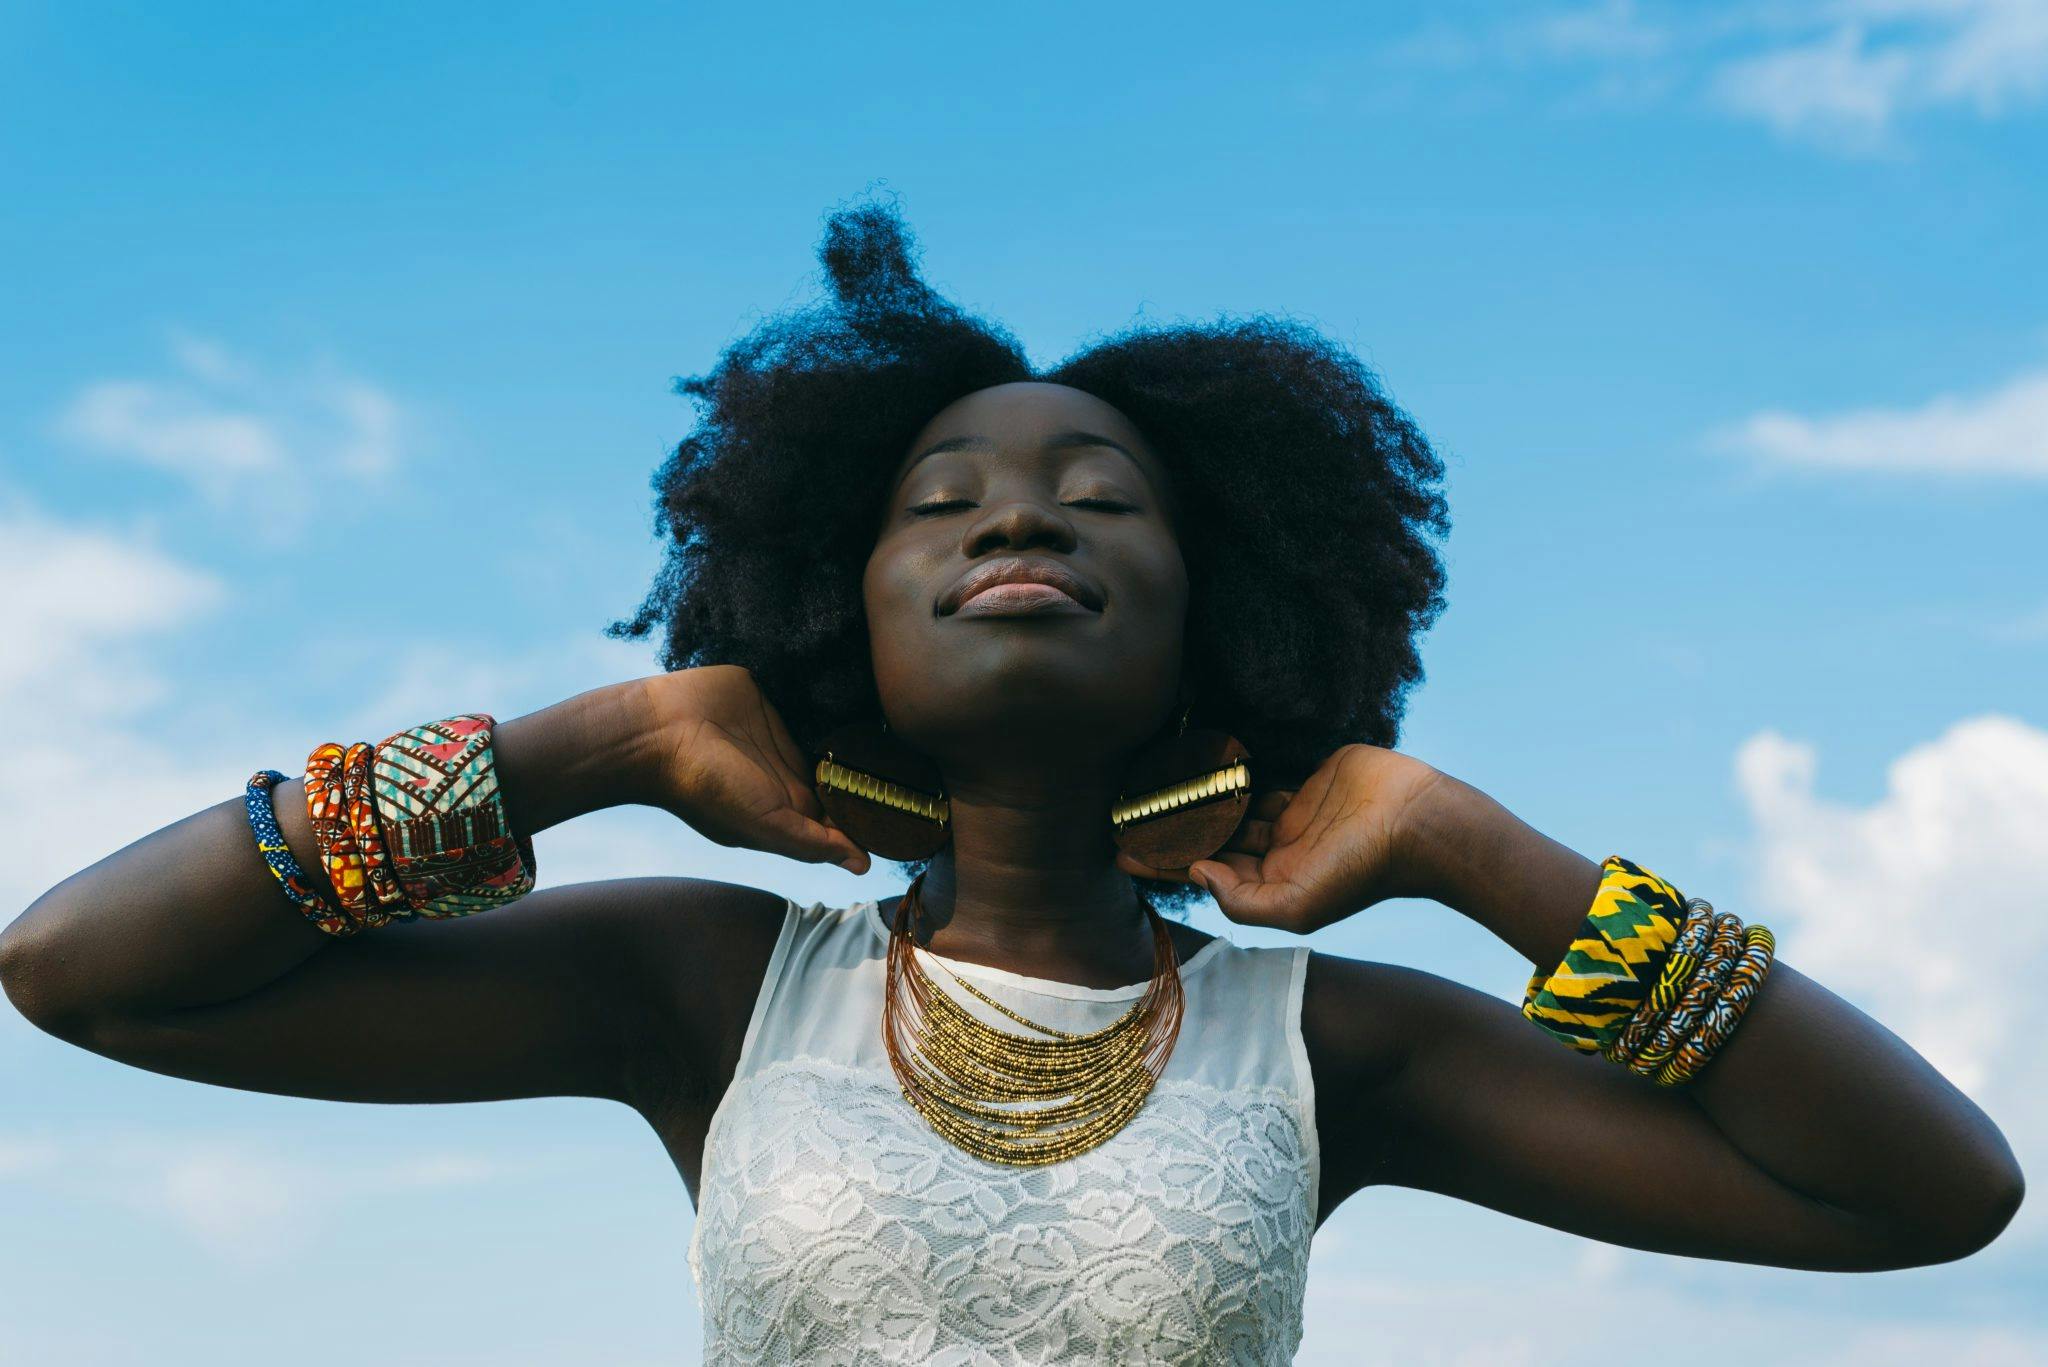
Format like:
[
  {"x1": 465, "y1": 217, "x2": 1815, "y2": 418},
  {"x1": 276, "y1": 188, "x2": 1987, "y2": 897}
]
[
  {"x1": 493, "y1": 677, "x2": 670, "y2": 835},
  {"x1": 1395, "y1": 769, "x2": 1490, "y2": 908},
  {"x1": 1398, "y1": 771, "x2": 1602, "y2": 966}
]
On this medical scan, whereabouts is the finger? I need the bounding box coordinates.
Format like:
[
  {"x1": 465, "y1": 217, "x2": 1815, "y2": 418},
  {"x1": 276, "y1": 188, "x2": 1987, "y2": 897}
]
[
  {"x1": 754, "y1": 806, "x2": 869, "y2": 872},
  {"x1": 1187, "y1": 854, "x2": 1297, "y2": 927},
  {"x1": 1221, "y1": 818, "x2": 1272, "y2": 857},
  {"x1": 1250, "y1": 789, "x2": 1293, "y2": 823}
]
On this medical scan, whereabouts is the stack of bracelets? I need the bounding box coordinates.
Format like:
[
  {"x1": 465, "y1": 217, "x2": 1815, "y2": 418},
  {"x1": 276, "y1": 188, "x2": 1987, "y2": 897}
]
[
  {"x1": 1522, "y1": 855, "x2": 1777, "y2": 1086},
  {"x1": 241, "y1": 713, "x2": 537, "y2": 935}
]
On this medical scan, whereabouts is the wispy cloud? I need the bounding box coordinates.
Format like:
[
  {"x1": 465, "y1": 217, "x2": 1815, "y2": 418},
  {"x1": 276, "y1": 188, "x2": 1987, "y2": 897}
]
[
  {"x1": 51, "y1": 331, "x2": 410, "y2": 510},
  {"x1": 1985, "y1": 599, "x2": 2048, "y2": 642},
  {"x1": 1714, "y1": 0, "x2": 2048, "y2": 150},
  {"x1": 0, "y1": 496, "x2": 223, "y2": 705},
  {"x1": 0, "y1": 1127, "x2": 535, "y2": 1268},
  {"x1": 1395, "y1": 1, "x2": 2048, "y2": 152},
  {"x1": 1710, "y1": 362, "x2": 2048, "y2": 477}
]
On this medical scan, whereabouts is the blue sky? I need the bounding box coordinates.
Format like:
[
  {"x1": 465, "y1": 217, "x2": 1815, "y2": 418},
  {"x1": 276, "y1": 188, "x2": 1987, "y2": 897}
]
[{"x1": 3, "y1": 2, "x2": 2045, "y2": 1362}]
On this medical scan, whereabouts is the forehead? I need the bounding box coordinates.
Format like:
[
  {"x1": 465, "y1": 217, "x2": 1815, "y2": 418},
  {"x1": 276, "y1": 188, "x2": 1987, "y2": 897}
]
[{"x1": 890, "y1": 382, "x2": 1169, "y2": 492}]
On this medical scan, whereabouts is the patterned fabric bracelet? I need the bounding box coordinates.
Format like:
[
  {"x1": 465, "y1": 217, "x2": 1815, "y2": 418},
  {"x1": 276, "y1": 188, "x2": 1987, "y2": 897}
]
[
  {"x1": 244, "y1": 769, "x2": 361, "y2": 938},
  {"x1": 1521, "y1": 855, "x2": 1689, "y2": 1054},
  {"x1": 1627, "y1": 911, "x2": 1747, "y2": 1075},
  {"x1": 1602, "y1": 896, "x2": 1717, "y2": 1066},
  {"x1": 304, "y1": 742, "x2": 372, "y2": 931},
  {"x1": 341, "y1": 739, "x2": 409, "y2": 925},
  {"x1": 1654, "y1": 926, "x2": 1777, "y2": 1086},
  {"x1": 372, "y1": 713, "x2": 537, "y2": 918}
]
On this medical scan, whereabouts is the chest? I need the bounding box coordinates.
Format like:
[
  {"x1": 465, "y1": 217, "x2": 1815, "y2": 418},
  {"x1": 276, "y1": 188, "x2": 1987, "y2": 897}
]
[{"x1": 688, "y1": 1058, "x2": 1315, "y2": 1366}]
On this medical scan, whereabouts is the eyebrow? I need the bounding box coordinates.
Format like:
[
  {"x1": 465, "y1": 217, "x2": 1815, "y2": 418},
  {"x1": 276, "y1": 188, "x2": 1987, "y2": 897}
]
[{"x1": 902, "y1": 429, "x2": 1143, "y2": 472}]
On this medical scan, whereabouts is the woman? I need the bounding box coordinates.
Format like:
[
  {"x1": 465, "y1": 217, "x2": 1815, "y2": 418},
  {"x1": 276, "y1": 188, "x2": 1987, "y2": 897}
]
[{"x1": 0, "y1": 201, "x2": 2024, "y2": 1365}]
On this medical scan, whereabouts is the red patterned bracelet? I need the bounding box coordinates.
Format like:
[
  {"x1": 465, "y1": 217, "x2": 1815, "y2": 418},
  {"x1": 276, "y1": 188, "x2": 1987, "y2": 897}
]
[{"x1": 370, "y1": 713, "x2": 536, "y2": 918}]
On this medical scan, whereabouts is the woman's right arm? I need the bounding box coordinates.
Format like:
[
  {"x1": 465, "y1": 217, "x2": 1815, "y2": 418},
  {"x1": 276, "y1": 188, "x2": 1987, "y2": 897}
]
[{"x1": 0, "y1": 667, "x2": 868, "y2": 1120}]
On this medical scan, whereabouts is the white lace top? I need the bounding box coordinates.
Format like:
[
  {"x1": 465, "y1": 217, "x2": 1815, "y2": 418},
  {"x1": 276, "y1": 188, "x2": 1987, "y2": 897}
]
[{"x1": 688, "y1": 895, "x2": 1321, "y2": 1365}]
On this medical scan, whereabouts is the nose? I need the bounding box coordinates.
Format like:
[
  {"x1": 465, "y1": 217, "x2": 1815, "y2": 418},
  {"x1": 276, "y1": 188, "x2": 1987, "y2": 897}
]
[{"x1": 960, "y1": 497, "x2": 1078, "y2": 559}]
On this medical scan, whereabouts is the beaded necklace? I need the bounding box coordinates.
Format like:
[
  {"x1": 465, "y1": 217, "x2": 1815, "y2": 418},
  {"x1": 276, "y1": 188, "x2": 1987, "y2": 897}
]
[{"x1": 881, "y1": 873, "x2": 1187, "y2": 1167}]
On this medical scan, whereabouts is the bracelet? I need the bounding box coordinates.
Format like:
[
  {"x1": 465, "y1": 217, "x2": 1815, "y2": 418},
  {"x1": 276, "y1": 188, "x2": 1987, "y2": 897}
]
[
  {"x1": 1654, "y1": 926, "x2": 1776, "y2": 1086},
  {"x1": 1627, "y1": 910, "x2": 1746, "y2": 1074},
  {"x1": 1524, "y1": 855, "x2": 1780, "y2": 1087},
  {"x1": 1521, "y1": 855, "x2": 1690, "y2": 1054},
  {"x1": 244, "y1": 770, "x2": 360, "y2": 938},
  {"x1": 1602, "y1": 896, "x2": 1716, "y2": 1066},
  {"x1": 304, "y1": 742, "x2": 372, "y2": 932},
  {"x1": 341, "y1": 739, "x2": 408, "y2": 923},
  {"x1": 371, "y1": 713, "x2": 536, "y2": 918}
]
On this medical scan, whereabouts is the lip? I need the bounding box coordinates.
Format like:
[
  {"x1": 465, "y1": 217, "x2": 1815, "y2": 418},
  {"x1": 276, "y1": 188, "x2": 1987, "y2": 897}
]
[{"x1": 938, "y1": 556, "x2": 1104, "y2": 617}]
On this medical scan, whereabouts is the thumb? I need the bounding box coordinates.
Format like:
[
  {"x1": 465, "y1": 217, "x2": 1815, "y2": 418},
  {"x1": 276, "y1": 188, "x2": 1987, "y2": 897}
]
[
  {"x1": 1188, "y1": 858, "x2": 1284, "y2": 927},
  {"x1": 1187, "y1": 858, "x2": 1234, "y2": 900}
]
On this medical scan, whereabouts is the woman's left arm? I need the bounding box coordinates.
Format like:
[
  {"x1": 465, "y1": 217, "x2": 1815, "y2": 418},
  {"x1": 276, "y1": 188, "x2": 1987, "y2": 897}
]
[
  {"x1": 1406, "y1": 767, "x2": 2024, "y2": 1261},
  {"x1": 1125, "y1": 747, "x2": 2027, "y2": 1268}
]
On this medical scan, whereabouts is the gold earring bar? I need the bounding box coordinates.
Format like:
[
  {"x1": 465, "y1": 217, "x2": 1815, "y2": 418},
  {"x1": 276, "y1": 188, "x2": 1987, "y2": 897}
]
[
  {"x1": 817, "y1": 757, "x2": 950, "y2": 826},
  {"x1": 1110, "y1": 762, "x2": 1249, "y2": 830}
]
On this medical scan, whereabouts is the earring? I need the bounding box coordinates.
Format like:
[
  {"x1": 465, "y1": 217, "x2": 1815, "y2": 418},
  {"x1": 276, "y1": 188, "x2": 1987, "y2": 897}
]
[
  {"x1": 813, "y1": 718, "x2": 951, "y2": 861},
  {"x1": 1110, "y1": 701, "x2": 1252, "y2": 871}
]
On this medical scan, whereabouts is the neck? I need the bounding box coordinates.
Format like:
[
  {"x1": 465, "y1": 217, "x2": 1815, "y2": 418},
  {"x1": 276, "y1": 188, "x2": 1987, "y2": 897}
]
[{"x1": 896, "y1": 766, "x2": 1160, "y2": 984}]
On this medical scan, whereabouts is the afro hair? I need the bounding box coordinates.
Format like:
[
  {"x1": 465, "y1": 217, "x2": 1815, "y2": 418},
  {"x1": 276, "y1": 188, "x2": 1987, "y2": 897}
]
[{"x1": 609, "y1": 197, "x2": 1451, "y2": 912}]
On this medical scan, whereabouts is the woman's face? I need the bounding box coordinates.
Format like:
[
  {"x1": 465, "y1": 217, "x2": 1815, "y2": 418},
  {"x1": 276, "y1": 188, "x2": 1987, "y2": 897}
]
[{"x1": 864, "y1": 381, "x2": 1189, "y2": 777}]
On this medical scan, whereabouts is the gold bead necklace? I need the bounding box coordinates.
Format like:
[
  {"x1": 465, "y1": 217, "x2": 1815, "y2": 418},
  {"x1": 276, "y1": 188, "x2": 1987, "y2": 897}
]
[{"x1": 882, "y1": 872, "x2": 1186, "y2": 1167}]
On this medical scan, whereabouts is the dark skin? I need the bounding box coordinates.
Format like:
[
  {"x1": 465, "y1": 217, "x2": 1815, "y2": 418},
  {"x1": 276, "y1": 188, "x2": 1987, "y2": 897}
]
[{"x1": 0, "y1": 383, "x2": 2023, "y2": 1283}]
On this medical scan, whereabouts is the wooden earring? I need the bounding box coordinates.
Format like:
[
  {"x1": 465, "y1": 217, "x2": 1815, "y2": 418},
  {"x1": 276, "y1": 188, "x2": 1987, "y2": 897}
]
[
  {"x1": 1110, "y1": 705, "x2": 1252, "y2": 871},
  {"x1": 813, "y1": 719, "x2": 951, "y2": 861}
]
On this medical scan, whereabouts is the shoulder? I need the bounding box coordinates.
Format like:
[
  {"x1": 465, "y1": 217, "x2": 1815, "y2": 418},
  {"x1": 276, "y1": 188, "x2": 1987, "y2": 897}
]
[
  {"x1": 1299, "y1": 949, "x2": 1505, "y2": 1206},
  {"x1": 571, "y1": 877, "x2": 799, "y2": 1111},
  {"x1": 1300, "y1": 949, "x2": 1515, "y2": 1087}
]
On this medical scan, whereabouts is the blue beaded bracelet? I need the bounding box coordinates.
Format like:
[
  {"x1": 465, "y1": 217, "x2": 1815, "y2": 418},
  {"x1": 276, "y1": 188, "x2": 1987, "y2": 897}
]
[{"x1": 244, "y1": 769, "x2": 359, "y2": 936}]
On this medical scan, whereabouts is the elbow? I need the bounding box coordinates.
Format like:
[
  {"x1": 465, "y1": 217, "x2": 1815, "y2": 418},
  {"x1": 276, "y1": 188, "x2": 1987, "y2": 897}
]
[
  {"x1": 1954, "y1": 1162, "x2": 2026, "y2": 1259},
  {"x1": 1904, "y1": 1156, "x2": 2027, "y2": 1266},
  {"x1": 0, "y1": 915, "x2": 98, "y2": 1042}
]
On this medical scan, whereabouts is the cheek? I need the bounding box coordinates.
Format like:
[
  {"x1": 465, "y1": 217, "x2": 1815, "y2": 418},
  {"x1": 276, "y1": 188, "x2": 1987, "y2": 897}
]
[
  {"x1": 1123, "y1": 537, "x2": 1189, "y2": 619},
  {"x1": 861, "y1": 550, "x2": 925, "y2": 663}
]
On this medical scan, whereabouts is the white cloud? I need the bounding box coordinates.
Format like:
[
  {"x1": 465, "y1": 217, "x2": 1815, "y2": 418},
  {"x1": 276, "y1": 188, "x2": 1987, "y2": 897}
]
[
  {"x1": 1529, "y1": 0, "x2": 1669, "y2": 61},
  {"x1": 0, "y1": 1127, "x2": 532, "y2": 1269},
  {"x1": 1737, "y1": 714, "x2": 2048, "y2": 1090},
  {"x1": 0, "y1": 497, "x2": 223, "y2": 704},
  {"x1": 1711, "y1": 363, "x2": 2048, "y2": 477},
  {"x1": 1401, "y1": 2, "x2": 2048, "y2": 151},
  {"x1": 1713, "y1": 23, "x2": 1919, "y2": 147},
  {"x1": 1735, "y1": 714, "x2": 2048, "y2": 1235},
  {"x1": 51, "y1": 332, "x2": 410, "y2": 508},
  {"x1": 0, "y1": 501, "x2": 237, "y2": 933},
  {"x1": 1713, "y1": 0, "x2": 2048, "y2": 147}
]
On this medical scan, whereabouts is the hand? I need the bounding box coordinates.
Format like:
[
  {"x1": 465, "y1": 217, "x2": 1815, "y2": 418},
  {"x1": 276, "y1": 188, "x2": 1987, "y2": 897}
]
[
  {"x1": 636, "y1": 666, "x2": 871, "y2": 874},
  {"x1": 1115, "y1": 744, "x2": 1446, "y2": 933}
]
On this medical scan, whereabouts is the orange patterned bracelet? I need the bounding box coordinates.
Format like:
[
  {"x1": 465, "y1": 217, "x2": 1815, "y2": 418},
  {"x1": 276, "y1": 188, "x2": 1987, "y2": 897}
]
[
  {"x1": 303, "y1": 741, "x2": 370, "y2": 934},
  {"x1": 340, "y1": 740, "x2": 408, "y2": 926}
]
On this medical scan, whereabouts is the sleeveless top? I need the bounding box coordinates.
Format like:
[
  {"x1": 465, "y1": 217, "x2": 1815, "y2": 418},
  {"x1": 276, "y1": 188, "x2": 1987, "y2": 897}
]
[{"x1": 687, "y1": 896, "x2": 1322, "y2": 1365}]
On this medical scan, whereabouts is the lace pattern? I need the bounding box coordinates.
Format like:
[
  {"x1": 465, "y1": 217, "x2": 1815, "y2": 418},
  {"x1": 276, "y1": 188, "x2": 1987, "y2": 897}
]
[{"x1": 690, "y1": 1056, "x2": 1314, "y2": 1366}]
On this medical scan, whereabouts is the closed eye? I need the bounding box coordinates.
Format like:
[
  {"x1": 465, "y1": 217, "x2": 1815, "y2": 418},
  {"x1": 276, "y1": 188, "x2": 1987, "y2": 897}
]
[{"x1": 908, "y1": 497, "x2": 1137, "y2": 516}]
